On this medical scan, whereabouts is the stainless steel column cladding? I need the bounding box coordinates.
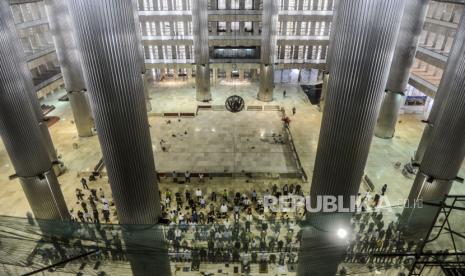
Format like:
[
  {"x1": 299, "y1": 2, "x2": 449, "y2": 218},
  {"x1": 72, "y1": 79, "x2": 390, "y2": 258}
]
[
  {"x1": 67, "y1": 0, "x2": 162, "y2": 224},
  {"x1": 407, "y1": 14, "x2": 465, "y2": 205},
  {"x1": 325, "y1": 0, "x2": 339, "y2": 73},
  {"x1": 192, "y1": 0, "x2": 211, "y2": 102},
  {"x1": 19, "y1": 171, "x2": 70, "y2": 220},
  {"x1": 413, "y1": 14, "x2": 465, "y2": 164},
  {"x1": 310, "y1": 0, "x2": 405, "y2": 206},
  {"x1": 44, "y1": 0, "x2": 95, "y2": 137},
  {"x1": 132, "y1": 0, "x2": 152, "y2": 111},
  {"x1": 375, "y1": 0, "x2": 429, "y2": 139},
  {"x1": 401, "y1": 172, "x2": 453, "y2": 238},
  {"x1": 298, "y1": 0, "x2": 405, "y2": 274},
  {"x1": 257, "y1": 0, "x2": 278, "y2": 102},
  {"x1": 44, "y1": 0, "x2": 86, "y2": 93},
  {"x1": 1, "y1": 1, "x2": 58, "y2": 162},
  {"x1": 143, "y1": 73, "x2": 153, "y2": 112},
  {"x1": 319, "y1": 72, "x2": 329, "y2": 112},
  {"x1": 68, "y1": 91, "x2": 95, "y2": 137},
  {"x1": 375, "y1": 92, "x2": 404, "y2": 138},
  {"x1": 132, "y1": 0, "x2": 146, "y2": 75},
  {"x1": 0, "y1": 0, "x2": 69, "y2": 220},
  {"x1": 319, "y1": 0, "x2": 339, "y2": 111}
]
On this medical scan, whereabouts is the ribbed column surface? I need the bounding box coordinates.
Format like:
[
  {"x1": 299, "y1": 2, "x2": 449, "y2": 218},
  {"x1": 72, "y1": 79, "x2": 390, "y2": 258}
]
[
  {"x1": 68, "y1": 0, "x2": 161, "y2": 224},
  {"x1": 0, "y1": 4, "x2": 69, "y2": 221},
  {"x1": 123, "y1": 226, "x2": 171, "y2": 276},
  {"x1": 310, "y1": 0, "x2": 405, "y2": 204},
  {"x1": 142, "y1": 73, "x2": 152, "y2": 112},
  {"x1": 298, "y1": 213, "x2": 351, "y2": 276},
  {"x1": 401, "y1": 172, "x2": 452, "y2": 237},
  {"x1": 0, "y1": 1, "x2": 58, "y2": 162},
  {"x1": 44, "y1": 0, "x2": 86, "y2": 92},
  {"x1": 419, "y1": 15, "x2": 465, "y2": 181},
  {"x1": 385, "y1": 0, "x2": 429, "y2": 93},
  {"x1": 319, "y1": 72, "x2": 329, "y2": 112},
  {"x1": 258, "y1": 64, "x2": 274, "y2": 102},
  {"x1": 68, "y1": 92, "x2": 94, "y2": 137},
  {"x1": 0, "y1": 4, "x2": 52, "y2": 177},
  {"x1": 257, "y1": 0, "x2": 278, "y2": 102},
  {"x1": 132, "y1": 0, "x2": 146, "y2": 74},
  {"x1": 414, "y1": 14, "x2": 465, "y2": 164},
  {"x1": 20, "y1": 170, "x2": 70, "y2": 220},
  {"x1": 192, "y1": 0, "x2": 211, "y2": 101},
  {"x1": 195, "y1": 64, "x2": 211, "y2": 101},
  {"x1": 300, "y1": 2, "x2": 404, "y2": 274},
  {"x1": 375, "y1": 0, "x2": 429, "y2": 139},
  {"x1": 44, "y1": 0, "x2": 95, "y2": 137},
  {"x1": 131, "y1": 0, "x2": 151, "y2": 111},
  {"x1": 375, "y1": 92, "x2": 404, "y2": 138},
  {"x1": 407, "y1": 173, "x2": 453, "y2": 204},
  {"x1": 325, "y1": 0, "x2": 339, "y2": 73}
]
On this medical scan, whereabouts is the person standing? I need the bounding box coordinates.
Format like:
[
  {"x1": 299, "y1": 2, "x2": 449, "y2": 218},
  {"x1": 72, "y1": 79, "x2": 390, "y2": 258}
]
[
  {"x1": 81, "y1": 178, "x2": 89, "y2": 189},
  {"x1": 84, "y1": 211, "x2": 92, "y2": 223},
  {"x1": 200, "y1": 197, "x2": 206, "y2": 209},
  {"x1": 81, "y1": 201, "x2": 88, "y2": 213},
  {"x1": 185, "y1": 171, "x2": 191, "y2": 183},
  {"x1": 220, "y1": 203, "x2": 228, "y2": 218},
  {"x1": 69, "y1": 209, "x2": 76, "y2": 221},
  {"x1": 223, "y1": 189, "x2": 228, "y2": 202},
  {"x1": 195, "y1": 188, "x2": 202, "y2": 201},
  {"x1": 88, "y1": 195, "x2": 97, "y2": 210},
  {"x1": 292, "y1": 107, "x2": 296, "y2": 116},
  {"x1": 185, "y1": 190, "x2": 191, "y2": 202},
  {"x1": 93, "y1": 208, "x2": 100, "y2": 224},
  {"x1": 77, "y1": 210, "x2": 85, "y2": 222},
  {"x1": 283, "y1": 90, "x2": 287, "y2": 98},
  {"x1": 199, "y1": 173, "x2": 204, "y2": 183},
  {"x1": 172, "y1": 171, "x2": 178, "y2": 183},
  {"x1": 102, "y1": 202, "x2": 110, "y2": 223},
  {"x1": 75, "y1": 189, "x2": 84, "y2": 201},
  {"x1": 211, "y1": 191, "x2": 217, "y2": 202},
  {"x1": 251, "y1": 190, "x2": 257, "y2": 203},
  {"x1": 373, "y1": 194, "x2": 381, "y2": 207},
  {"x1": 381, "y1": 184, "x2": 388, "y2": 196}
]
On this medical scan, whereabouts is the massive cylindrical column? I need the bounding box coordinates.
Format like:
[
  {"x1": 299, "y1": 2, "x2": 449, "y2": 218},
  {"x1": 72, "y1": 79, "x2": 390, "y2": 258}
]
[
  {"x1": 0, "y1": 2, "x2": 69, "y2": 221},
  {"x1": 257, "y1": 0, "x2": 278, "y2": 102},
  {"x1": 68, "y1": 91, "x2": 94, "y2": 136},
  {"x1": 375, "y1": 92, "x2": 404, "y2": 138},
  {"x1": 68, "y1": 1, "x2": 169, "y2": 274},
  {"x1": 1, "y1": 3, "x2": 58, "y2": 162},
  {"x1": 298, "y1": 0, "x2": 405, "y2": 275},
  {"x1": 325, "y1": 0, "x2": 339, "y2": 73},
  {"x1": 402, "y1": 15, "x2": 465, "y2": 235},
  {"x1": 132, "y1": 0, "x2": 145, "y2": 75},
  {"x1": 413, "y1": 15, "x2": 465, "y2": 164},
  {"x1": 375, "y1": 0, "x2": 429, "y2": 139},
  {"x1": 131, "y1": 0, "x2": 152, "y2": 111},
  {"x1": 319, "y1": 0, "x2": 339, "y2": 111},
  {"x1": 44, "y1": 0, "x2": 95, "y2": 137},
  {"x1": 68, "y1": 0, "x2": 161, "y2": 225},
  {"x1": 310, "y1": 0, "x2": 404, "y2": 210},
  {"x1": 192, "y1": 0, "x2": 211, "y2": 102}
]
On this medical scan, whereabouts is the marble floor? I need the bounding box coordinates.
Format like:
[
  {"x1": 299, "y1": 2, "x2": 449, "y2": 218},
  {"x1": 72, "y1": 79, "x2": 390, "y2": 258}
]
[
  {"x1": 1, "y1": 79, "x2": 465, "y2": 276},
  {"x1": 0, "y1": 78, "x2": 465, "y2": 229},
  {"x1": 150, "y1": 110, "x2": 299, "y2": 174}
]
